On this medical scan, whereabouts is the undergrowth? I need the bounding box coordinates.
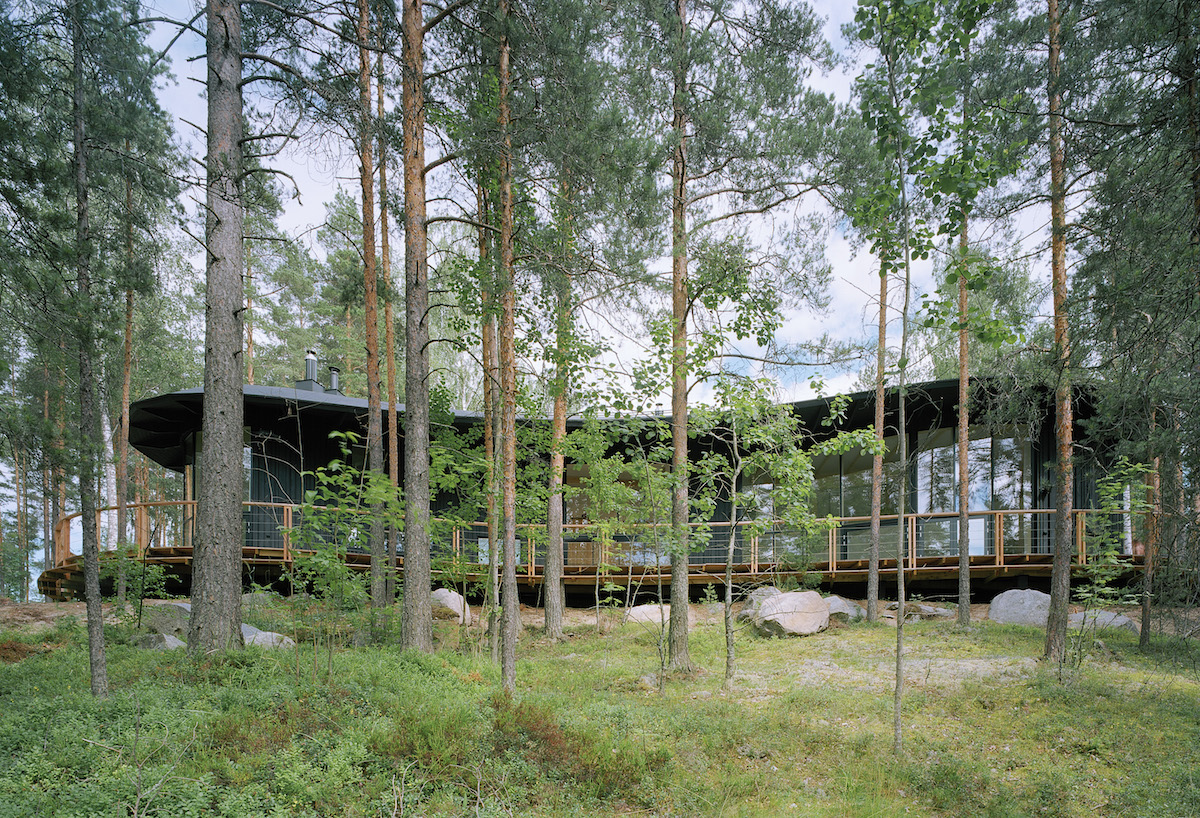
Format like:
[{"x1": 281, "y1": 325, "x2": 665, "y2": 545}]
[{"x1": 0, "y1": 606, "x2": 1197, "y2": 817}]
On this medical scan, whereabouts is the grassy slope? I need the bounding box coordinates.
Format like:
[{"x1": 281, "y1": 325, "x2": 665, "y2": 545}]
[{"x1": 0, "y1": 606, "x2": 1197, "y2": 818}]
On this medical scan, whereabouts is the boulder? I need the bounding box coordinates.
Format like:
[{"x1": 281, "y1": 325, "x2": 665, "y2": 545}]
[
  {"x1": 737, "y1": 586, "x2": 782, "y2": 623},
  {"x1": 753, "y1": 591, "x2": 829, "y2": 637},
  {"x1": 890, "y1": 602, "x2": 954, "y2": 620},
  {"x1": 988, "y1": 589, "x2": 1051, "y2": 627},
  {"x1": 244, "y1": 629, "x2": 296, "y2": 649},
  {"x1": 1069, "y1": 610, "x2": 1140, "y2": 635},
  {"x1": 432, "y1": 588, "x2": 472, "y2": 625},
  {"x1": 132, "y1": 633, "x2": 185, "y2": 650},
  {"x1": 624, "y1": 604, "x2": 696, "y2": 628},
  {"x1": 826, "y1": 595, "x2": 865, "y2": 622},
  {"x1": 138, "y1": 602, "x2": 191, "y2": 638}
]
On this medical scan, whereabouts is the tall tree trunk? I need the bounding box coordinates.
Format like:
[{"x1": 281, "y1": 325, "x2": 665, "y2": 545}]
[
  {"x1": 53, "y1": 359, "x2": 66, "y2": 566},
  {"x1": 189, "y1": 0, "x2": 245, "y2": 656},
  {"x1": 1044, "y1": 0, "x2": 1074, "y2": 664},
  {"x1": 886, "y1": 45, "x2": 911, "y2": 755},
  {"x1": 117, "y1": 284, "x2": 133, "y2": 604},
  {"x1": 117, "y1": 160, "x2": 135, "y2": 602},
  {"x1": 478, "y1": 180, "x2": 501, "y2": 663},
  {"x1": 545, "y1": 208, "x2": 571, "y2": 642},
  {"x1": 14, "y1": 447, "x2": 26, "y2": 602},
  {"x1": 101, "y1": 408, "x2": 117, "y2": 551},
  {"x1": 73, "y1": 1, "x2": 107, "y2": 695},
  {"x1": 668, "y1": 0, "x2": 693, "y2": 673},
  {"x1": 400, "y1": 0, "x2": 433, "y2": 652},
  {"x1": 245, "y1": 262, "x2": 254, "y2": 385},
  {"x1": 723, "y1": 427, "x2": 741, "y2": 690},
  {"x1": 358, "y1": 0, "x2": 386, "y2": 615},
  {"x1": 1141, "y1": 407, "x2": 1160, "y2": 646},
  {"x1": 956, "y1": 224, "x2": 971, "y2": 626},
  {"x1": 498, "y1": 0, "x2": 520, "y2": 692},
  {"x1": 868, "y1": 258, "x2": 887, "y2": 622},
  {"x1": 42, "y1": 374, "x2": 52, "y2": 576},
  {"x1": 379, "y1": 48, "x2": 399, "y2": 607},
  {"x1": 893, "y1": 189, "x2": 912, "y2": 758}
]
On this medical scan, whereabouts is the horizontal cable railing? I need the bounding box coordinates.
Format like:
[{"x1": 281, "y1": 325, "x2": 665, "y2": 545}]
[{"x1": 52, "y1": 501, "x2": 1145, "y2": 579}]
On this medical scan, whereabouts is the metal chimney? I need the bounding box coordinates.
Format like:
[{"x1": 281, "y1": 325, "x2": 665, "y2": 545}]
[
  {"x1": 305, "y1": 350, "x2": 318, "y2": 382},
  {"x1": 327, "y1": 366, "x2": 341, "y2": 394}
]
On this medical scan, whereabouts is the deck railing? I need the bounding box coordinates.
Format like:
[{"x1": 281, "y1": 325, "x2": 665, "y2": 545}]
[{"x1": 52, "y1": 501, "x2": 1144, "y2": 578}]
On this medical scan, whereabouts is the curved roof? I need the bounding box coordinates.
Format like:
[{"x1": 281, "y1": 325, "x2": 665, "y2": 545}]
[
  {"x1": 130, "y1": 377, "x2": 976, "y2": 473},
  {"x1": 130, "y1": 385, "x2": 394, "y2": 471}
]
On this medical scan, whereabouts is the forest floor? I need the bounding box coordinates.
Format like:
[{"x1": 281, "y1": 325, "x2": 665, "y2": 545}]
[{"x1": 2, "y1": 592, "x2": 1199, "y2": 817}]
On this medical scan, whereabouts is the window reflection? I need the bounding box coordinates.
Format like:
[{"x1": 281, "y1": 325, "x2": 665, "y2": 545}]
[{"x1": 745, "y1": 428, "x2": 1033, "y2": 558}]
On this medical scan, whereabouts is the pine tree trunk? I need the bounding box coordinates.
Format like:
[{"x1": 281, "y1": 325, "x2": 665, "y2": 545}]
[
  {"x1": 545, "y1": 271, "x2": 568, "y2": 642},
  {"x1": 400, "y1": 0, "x2": 433, "y2": 652},
  {"x1": 358, "y1": 0, "x2": 386, "y2": 615},
  {"x1": 73, "y1": 2, "x2": 107, "y2": 695},
  {"x1": 42, "y1": 375, "x2": 52, "y2": 576},
  {"x1": 380, "y1": 46, "x2": 399, "y2": 607},
  {"x1": 478, "y1": 180, "x2": 501, "y2": 663},
  {"x1": 116, "y1": 287, "x2": 133, "y2": 603},
  {"x1": 14, "y1": 448, "x2": 26, "y2": 602},
  {"x1": 101, "y1": 409, "x2": 117, "y2": 552},
  {"x1": 668, "y1": 0, "x2": 692, "y2": 673},
  {"x1": 498, "y1": 0, "x2": 520, "y2": 692},
  {"x1": 245, "y1": 263, "x2": 254, "y2": 385},
  {"x1": 1044, "y1": 0, "x2": 1074, "y2": 664},
  {"x1": 1140, "y1": 457, "x2": 1158, "y2": 646},
  {"x1": 189, "y1": 0, "x2": 245, "y2": 656}
]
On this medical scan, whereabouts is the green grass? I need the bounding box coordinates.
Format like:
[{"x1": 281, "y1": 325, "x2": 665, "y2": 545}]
[{"x1": 1, "y1": 607, "x2": 1197, "y2": 817}]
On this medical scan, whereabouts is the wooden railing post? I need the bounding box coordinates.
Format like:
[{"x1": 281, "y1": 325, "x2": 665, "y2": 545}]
[
  {"x1": 282, "y1": 505, "x2": 293, "y2": 565},
  {"x1": 135, "y1": 503, "x2": 149, "y2": 559},
  {"x1": 1076, "y1": 510, "x2": 1086, "y2": 565}
]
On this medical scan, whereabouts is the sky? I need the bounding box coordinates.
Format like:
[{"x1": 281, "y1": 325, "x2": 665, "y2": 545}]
[{"x1": 140, "y1": 0, "x2": 953, "y2": 409}]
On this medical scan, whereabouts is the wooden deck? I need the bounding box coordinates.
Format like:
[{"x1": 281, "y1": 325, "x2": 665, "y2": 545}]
[
  {"x1": 37, "y1": 501, "x2": 1148, "y2": 601},
  {"x1": 37, "y1": 546, "x2": 1143, "y2": 602}
]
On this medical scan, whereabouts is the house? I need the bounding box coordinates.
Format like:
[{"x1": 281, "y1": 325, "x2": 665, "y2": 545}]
[{"x1": 38, "y1": 354, "x2": 1140, "y2": 601}]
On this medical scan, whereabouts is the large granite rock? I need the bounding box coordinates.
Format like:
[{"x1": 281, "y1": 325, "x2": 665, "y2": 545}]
[
  {"x1": 624, "y1": 604, "x2": 696, "y2": 628},
  {"x1": 138, "y1": 602, "x2": 191, "y2": 638},
  {"x1": 988, "y1": 589, "x2": 1051, "y2": 627},
  {"x1": 826, "y1": 595, "x2": 866, "y2": 622},
  {"x1": 737, "y1": 586, "x2": 782, "y2": 623},
  {"x1": 753, "y1": 591, "x2": 829, "y2": 637},
  {"x1": 432, "y1": 588, "x2": 472, "y2": 625},
  {"x1": 889, "y1": 601, "x2": 955, "y2": 620},
  {"x1": 132, "y1": 632, "x2": 185, "y2": 650},
  {"x1": 1069, "y1": 610, "x2": 1140, "y2": 635}
]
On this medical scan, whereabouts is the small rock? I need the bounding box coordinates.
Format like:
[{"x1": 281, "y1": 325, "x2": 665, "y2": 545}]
[{"x1": 736, "y1": 744, "x2": 769, "y2": 759}]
